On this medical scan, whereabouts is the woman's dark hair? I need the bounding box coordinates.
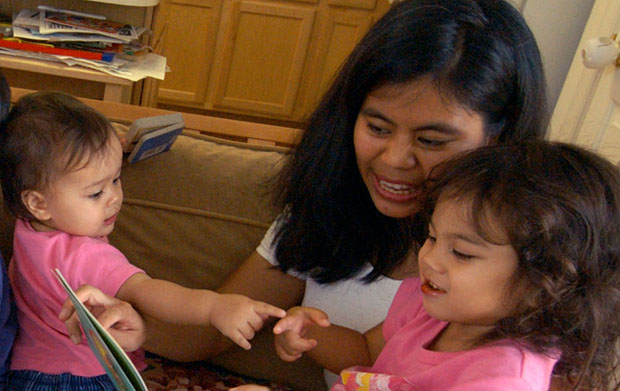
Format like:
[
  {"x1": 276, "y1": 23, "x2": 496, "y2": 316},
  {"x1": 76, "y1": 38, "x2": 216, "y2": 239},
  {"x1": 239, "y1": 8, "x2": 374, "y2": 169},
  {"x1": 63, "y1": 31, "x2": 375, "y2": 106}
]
[
  {"x1": 422, "y1": 141, "x2": 620, "y2": 391},
  {"x1": 0, "y1": 91, "x2": 114, "y2": 220},
  {"x1": 0, "y1": 72, "x2": 9, "y2": 128},
  {"x1": 274, "y1": 0, "x2": 548, "y2": 283}
]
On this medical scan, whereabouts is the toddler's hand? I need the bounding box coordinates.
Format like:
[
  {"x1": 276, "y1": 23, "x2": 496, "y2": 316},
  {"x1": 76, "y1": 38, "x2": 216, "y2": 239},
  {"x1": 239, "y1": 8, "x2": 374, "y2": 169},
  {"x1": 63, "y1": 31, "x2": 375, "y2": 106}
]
[
  {"x1": 272, "y1": 306, "x2": 330, "y2": 362},
  {"x1": 59, "y1": 284, "x2": 146, "y2": 352},
  {"x1": 210, "y1": 294, "x2": 286, "y2": 350}
]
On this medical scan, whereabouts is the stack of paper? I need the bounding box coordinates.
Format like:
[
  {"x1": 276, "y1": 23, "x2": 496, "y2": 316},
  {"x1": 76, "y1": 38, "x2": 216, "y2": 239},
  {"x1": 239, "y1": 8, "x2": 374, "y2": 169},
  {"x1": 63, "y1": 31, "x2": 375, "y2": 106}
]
[{"x1": 1, "y1": 6, "x2": 166, "y2": 82}]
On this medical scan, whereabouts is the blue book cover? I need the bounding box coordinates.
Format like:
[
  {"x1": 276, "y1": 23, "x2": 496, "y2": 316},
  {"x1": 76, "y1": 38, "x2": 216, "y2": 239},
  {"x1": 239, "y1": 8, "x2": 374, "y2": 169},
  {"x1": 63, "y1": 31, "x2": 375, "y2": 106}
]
[
  {"x1": 124, "y1": 113, "x2": 184, "y2": 153},
  {"x1": 127, "y1": 121, "x2": 184, "y2": 164}
]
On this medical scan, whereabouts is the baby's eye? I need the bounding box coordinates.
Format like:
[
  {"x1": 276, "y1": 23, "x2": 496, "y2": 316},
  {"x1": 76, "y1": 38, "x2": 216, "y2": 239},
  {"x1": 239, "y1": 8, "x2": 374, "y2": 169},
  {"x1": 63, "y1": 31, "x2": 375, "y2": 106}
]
[
  {"x1": 89, "y1": 191, "x2": 103, "y2": 199},
  {"x1": 113, "y1": 175, "x2": 121, "y2": 185}
]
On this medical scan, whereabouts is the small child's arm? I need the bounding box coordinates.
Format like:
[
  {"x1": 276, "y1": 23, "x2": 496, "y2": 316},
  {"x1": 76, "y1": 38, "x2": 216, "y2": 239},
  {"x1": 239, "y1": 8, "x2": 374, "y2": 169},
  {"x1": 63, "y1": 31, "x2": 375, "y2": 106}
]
[
  {"x1": 273, "y1": 306, "x2": 385, "y2": 374},
  {"x1": 273, "y1": 306, "x2": 330, "y2": 361},
  {"x1": 117, "y1": 273, "x2": 286, "y2": 350},
  {"x1": 58, "y1": 284, "x2": 145, "y2": 352}
]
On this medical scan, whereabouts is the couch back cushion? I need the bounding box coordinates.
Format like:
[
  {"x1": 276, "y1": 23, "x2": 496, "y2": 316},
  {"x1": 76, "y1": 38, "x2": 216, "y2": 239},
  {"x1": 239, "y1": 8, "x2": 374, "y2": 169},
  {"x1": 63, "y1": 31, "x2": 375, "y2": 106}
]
[{"x1": 111, "y1": 131, "x2": 289, "y2": 289}]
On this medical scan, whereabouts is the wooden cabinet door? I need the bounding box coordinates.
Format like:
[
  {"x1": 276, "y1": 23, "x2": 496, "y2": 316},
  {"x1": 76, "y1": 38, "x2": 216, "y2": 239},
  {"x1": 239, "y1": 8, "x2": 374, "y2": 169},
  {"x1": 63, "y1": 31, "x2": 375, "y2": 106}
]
[
  {"x1": 157, "y1": 0, "x2": 223, "y2": 106},
  {"x1": 207, "y1": 0, "x2": 316, "y2": 117},
  {"x1": 296, "y1": 2, "x2": 385, "y2": 118}
]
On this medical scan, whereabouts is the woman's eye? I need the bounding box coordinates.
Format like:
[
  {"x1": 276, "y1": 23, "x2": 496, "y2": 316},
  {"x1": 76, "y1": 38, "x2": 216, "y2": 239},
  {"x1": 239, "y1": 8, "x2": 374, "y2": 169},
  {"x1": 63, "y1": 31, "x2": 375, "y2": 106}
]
[
  {"x1": 418, "y1": 137, "x2": 446, "y2": 147},
  {"x1": 426, "y1": 234, "x2": 436, "y2": 243},
  {"x1": 367, "y1": 123, "x2": 389, "y2": 135}
]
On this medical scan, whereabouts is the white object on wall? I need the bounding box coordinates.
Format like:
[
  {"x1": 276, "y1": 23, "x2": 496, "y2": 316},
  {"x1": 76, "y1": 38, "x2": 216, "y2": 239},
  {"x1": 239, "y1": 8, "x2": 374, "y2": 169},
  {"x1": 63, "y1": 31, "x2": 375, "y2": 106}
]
[
  {"x1": 549, "y1": 0, "x2": 620, "y2": 165},
  {"x1": 582, "y1": 36, "x2": 620, "y2": 69}
]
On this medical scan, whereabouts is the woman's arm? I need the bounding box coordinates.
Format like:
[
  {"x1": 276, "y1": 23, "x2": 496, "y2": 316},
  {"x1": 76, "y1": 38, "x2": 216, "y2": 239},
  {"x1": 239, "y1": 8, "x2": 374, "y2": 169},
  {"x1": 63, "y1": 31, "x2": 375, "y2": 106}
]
[
  {"x1": 140, "y1": 252, "x2": 306, "y2": 361},
  {"x1": 60, "y1": 284, "x2": 145, "y2": 352}
]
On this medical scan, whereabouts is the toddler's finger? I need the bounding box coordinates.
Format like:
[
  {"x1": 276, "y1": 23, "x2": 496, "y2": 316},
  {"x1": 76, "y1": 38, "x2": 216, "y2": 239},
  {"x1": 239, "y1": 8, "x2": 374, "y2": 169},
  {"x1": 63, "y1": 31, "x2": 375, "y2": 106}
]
[
  {"x1": 283, "y1": 331, "x2": 317, "y2": 352},
  {"x1": 306, "y1": 309, "x2": 331, "y2": 328},
  {"x1": 272, "y1": 316, "x2": 300, "y2": 334}
]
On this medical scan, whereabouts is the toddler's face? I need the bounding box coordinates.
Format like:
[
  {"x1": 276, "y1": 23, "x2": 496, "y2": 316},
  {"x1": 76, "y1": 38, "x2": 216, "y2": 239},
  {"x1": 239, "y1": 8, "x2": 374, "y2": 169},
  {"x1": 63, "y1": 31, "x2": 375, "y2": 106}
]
[
  {"x1": 33, "y1": 135, "x2": 124, "y2": 237},
  {"x1": 417, "y1": 195, "x2": 519, "y2": 340},
  {"x1": 353, "y1": 78, "x2": 488, "y2": 219}
]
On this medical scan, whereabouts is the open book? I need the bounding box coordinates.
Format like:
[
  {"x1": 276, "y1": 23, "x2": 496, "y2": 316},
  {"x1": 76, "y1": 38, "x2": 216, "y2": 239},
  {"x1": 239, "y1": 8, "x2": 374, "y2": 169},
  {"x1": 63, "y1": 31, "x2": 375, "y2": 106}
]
[{"x1": 53, "y1": 269, "x2": 148, "y2": 391}]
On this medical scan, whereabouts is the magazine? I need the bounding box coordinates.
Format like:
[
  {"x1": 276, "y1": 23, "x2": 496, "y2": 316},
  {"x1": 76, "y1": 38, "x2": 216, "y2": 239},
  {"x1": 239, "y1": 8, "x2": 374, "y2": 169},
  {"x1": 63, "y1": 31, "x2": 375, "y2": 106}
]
[
  {"x1": 53, "y1": 269, "x2": 148, "y2": 391},
  {"x1": 41, "y1": 10, "x2": 139, "y2": 42}
]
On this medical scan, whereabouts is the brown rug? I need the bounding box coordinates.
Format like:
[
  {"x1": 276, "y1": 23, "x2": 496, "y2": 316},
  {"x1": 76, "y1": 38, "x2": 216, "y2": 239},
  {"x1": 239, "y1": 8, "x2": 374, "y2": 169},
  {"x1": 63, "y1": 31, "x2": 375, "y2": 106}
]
[{"x1": 142, "y1": 354, "x2": 292, "y2": 391}]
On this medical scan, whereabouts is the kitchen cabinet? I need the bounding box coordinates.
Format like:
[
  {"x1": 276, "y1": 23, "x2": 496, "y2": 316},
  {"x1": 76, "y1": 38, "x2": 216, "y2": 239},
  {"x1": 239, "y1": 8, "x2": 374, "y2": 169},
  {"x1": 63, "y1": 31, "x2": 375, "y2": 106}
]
[{"x1": 155, "y1": 0, "x2": 389, "y2": 122}]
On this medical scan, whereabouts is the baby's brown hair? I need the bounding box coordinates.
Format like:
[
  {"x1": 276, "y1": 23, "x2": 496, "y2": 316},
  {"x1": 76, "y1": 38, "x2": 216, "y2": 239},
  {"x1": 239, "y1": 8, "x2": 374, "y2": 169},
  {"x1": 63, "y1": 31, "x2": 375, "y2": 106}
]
[{"x1": 0, "y1": 91, "x2": 115, "y2": 220}]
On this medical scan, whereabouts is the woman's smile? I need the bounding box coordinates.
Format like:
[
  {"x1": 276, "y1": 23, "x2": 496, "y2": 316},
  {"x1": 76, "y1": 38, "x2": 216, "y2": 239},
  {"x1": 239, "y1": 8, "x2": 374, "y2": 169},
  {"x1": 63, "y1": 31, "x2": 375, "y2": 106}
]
[{"x1": 373, "y1": 173, "x2": 421, "y2": 202}]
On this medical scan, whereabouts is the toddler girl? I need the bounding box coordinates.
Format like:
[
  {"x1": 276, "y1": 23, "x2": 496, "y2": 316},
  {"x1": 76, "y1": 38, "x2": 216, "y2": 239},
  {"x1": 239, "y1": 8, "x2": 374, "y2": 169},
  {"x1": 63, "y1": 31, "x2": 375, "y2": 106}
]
[
  {"x1": 0, "y1": 91, "x2": 285, "y2": 390},
  {"x1": 274, "y1": 141, "x2": 620, "y2": 391}
]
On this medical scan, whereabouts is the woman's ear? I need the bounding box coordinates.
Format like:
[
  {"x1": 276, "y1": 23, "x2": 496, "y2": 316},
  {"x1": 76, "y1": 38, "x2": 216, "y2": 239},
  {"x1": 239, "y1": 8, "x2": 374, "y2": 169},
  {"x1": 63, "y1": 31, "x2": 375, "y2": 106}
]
[{"x1": 21, "y1": 190, "x2": 51, "y2": 221}]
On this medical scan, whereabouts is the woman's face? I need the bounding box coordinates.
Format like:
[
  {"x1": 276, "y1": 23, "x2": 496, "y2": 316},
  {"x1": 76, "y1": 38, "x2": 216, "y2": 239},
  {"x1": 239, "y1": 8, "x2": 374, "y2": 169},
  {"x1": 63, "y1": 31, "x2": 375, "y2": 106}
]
[{"x1": 354, "y1": 78, "x2": 488, "y2": 218}]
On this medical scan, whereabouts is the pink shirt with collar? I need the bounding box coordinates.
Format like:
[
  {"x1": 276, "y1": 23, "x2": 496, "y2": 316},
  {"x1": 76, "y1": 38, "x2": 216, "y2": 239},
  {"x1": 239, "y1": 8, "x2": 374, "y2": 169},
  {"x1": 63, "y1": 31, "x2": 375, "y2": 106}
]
[
  {"x1": 332, "y1": 277, "x2": 558, "y2": 391},
  {"x1": 9, "y1": 219, "x2": 146, "y2": 376}
]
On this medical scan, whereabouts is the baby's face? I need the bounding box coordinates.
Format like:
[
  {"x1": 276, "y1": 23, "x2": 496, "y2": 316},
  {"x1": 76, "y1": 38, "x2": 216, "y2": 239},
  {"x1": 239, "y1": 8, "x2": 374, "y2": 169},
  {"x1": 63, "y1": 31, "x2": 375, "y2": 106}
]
[
  {"x1": 417, "y1": 195, "x2": 519, "y2": 342},
  {"x1": 35, "y1": 135, "x2": 124, "y2": 238}
]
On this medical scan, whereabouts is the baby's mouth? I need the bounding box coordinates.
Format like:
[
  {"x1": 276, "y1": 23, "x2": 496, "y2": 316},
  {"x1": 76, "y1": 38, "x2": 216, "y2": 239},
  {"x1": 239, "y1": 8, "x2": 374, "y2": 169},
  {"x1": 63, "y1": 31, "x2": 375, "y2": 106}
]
[{"x1": 104, "y1": 213, "x2": 118, "y2": 225}]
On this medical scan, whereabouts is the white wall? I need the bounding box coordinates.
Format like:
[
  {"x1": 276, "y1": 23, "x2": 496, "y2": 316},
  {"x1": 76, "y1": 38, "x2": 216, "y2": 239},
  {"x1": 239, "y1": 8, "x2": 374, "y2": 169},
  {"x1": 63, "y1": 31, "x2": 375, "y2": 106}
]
[{"x1": 516, "y1": 0, "x2": 596, "y2": 111}]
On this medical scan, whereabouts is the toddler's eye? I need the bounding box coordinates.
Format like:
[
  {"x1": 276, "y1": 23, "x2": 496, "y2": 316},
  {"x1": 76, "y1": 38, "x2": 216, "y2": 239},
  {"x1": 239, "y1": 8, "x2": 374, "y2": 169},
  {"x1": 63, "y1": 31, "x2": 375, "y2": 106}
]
[
  {"x1": 113, "y1": 176, "x2": 121, "y2": 184},
  {"x1": 452, "y1": 249, "x2": 473, "y2": 260}
]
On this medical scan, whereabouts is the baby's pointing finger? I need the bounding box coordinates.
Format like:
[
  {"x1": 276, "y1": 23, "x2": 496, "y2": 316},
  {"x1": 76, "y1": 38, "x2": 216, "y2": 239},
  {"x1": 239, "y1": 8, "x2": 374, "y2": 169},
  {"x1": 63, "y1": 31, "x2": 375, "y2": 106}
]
[{"x1": 255, "y1": 302, "x2": 286, "y2": 318}]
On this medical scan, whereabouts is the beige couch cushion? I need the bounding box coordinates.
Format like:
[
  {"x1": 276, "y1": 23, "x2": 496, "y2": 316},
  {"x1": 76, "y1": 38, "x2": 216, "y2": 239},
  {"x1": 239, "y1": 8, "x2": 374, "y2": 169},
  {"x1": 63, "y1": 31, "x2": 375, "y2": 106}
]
[{"x1": 111, "y1": 131, "x2": 286, "y2": 289}]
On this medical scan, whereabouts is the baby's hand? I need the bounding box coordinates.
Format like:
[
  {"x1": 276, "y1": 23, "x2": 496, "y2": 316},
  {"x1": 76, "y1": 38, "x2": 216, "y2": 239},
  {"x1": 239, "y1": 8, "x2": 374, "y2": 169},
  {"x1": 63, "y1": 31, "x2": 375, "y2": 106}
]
[
  {"x1": 58, "y1": 284, "x2": 146, "y2": 352},
  {"x1": 272, "y1": 306, "x2": 330, "y2": 362},
  {"x1": 210, "y1": 294, "x2": 286, "y2": 350}
]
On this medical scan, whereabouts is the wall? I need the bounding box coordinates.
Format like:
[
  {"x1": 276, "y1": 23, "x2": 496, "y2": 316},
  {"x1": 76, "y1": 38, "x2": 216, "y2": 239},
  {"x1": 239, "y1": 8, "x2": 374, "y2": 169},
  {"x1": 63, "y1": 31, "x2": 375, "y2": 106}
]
[{"x1": 512, "y1": 0, "x2": 596, "y2": 112}]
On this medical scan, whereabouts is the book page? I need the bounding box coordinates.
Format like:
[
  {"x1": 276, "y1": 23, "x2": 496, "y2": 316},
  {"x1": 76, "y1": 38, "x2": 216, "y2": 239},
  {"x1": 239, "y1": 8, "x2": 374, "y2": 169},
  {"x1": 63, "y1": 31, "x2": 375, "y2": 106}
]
[{"x1": 53, "y1": 269, "x2": 147, "y2": 391}]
